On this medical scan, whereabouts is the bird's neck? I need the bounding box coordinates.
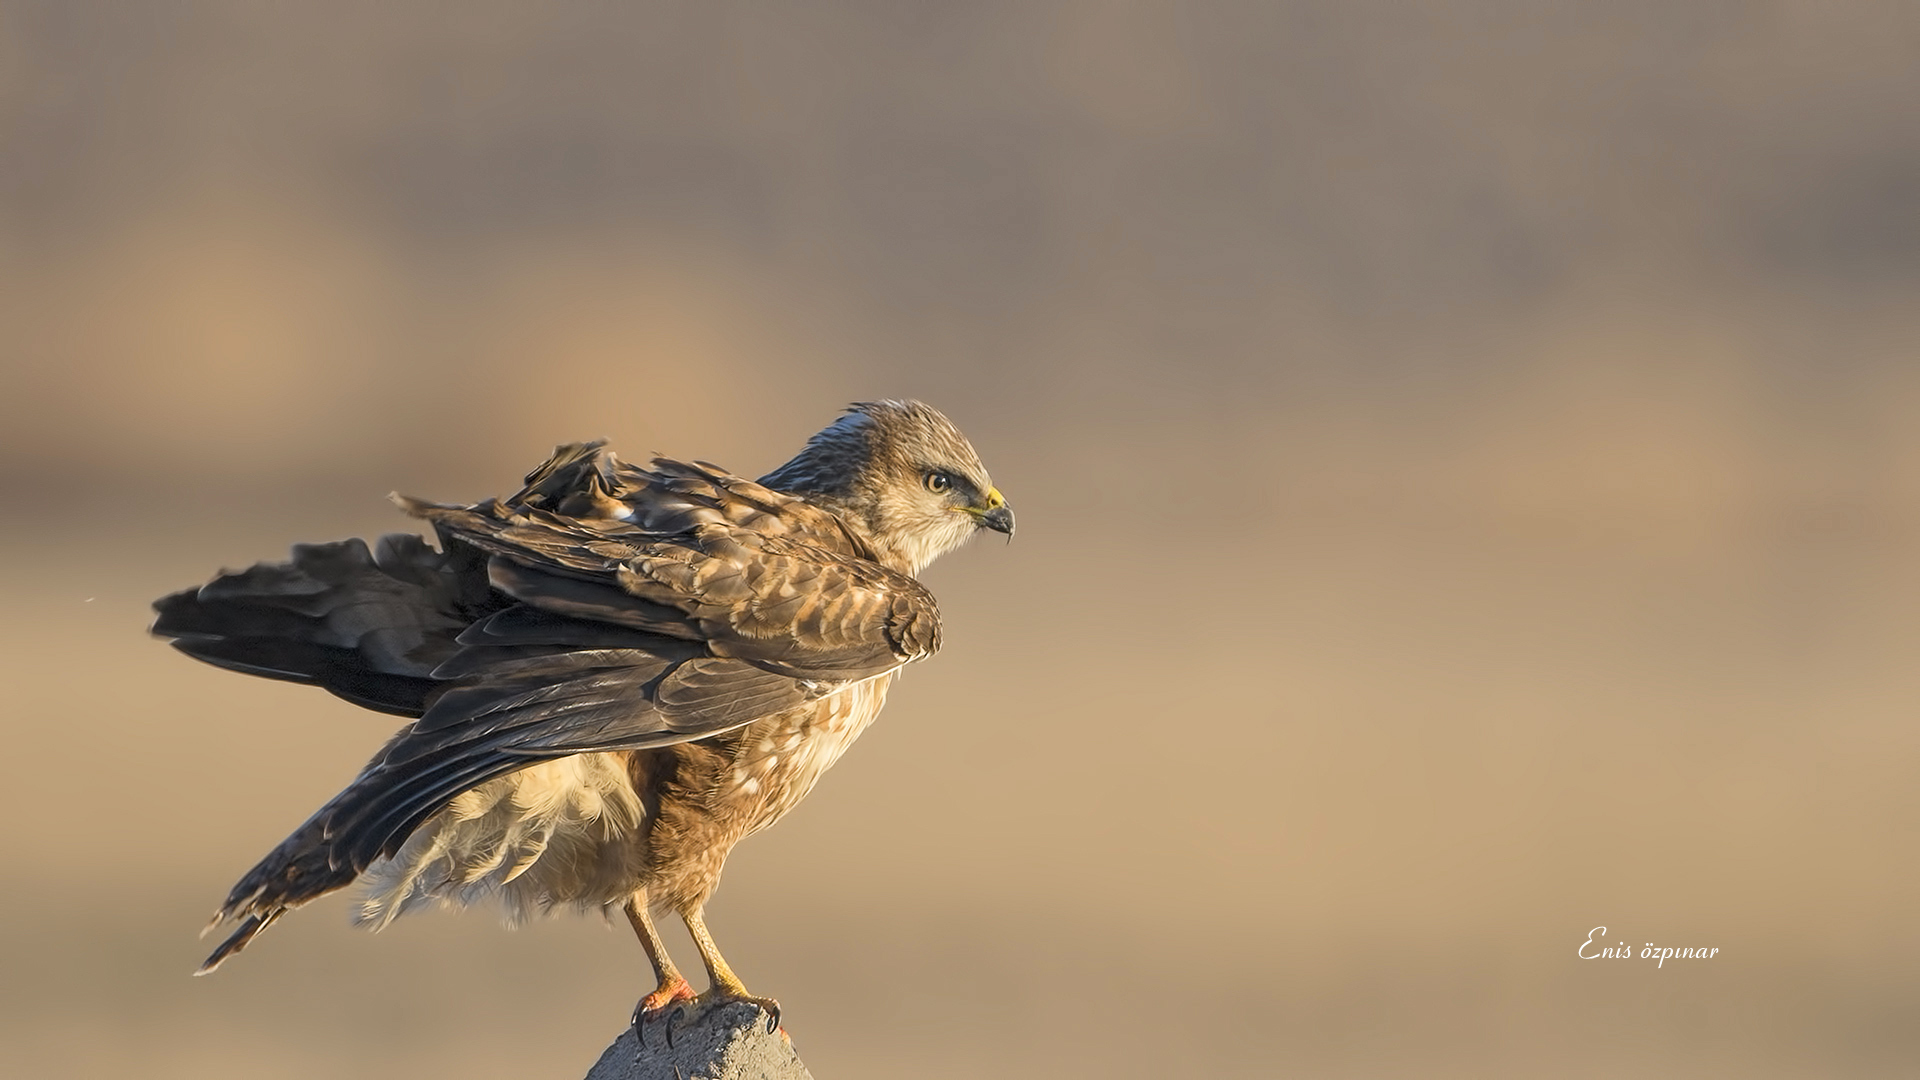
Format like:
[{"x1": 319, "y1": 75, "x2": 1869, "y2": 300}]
[{"x1": 814, "y1": 499, "x2": 931, "y2": 577}]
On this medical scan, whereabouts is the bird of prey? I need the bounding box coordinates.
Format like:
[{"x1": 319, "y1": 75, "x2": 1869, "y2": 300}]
[{"x1": 153, "y1": 399, "x2": 1012, "y2": 1031}]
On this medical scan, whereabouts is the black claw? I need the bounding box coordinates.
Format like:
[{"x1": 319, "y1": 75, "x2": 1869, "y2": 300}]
[
  {"x1": 765, "y1": 1003, "x2": 781, "y2": 1033},
  {"x1": 664, "y1": 1001, "x2": 688, "y2": 1050}
]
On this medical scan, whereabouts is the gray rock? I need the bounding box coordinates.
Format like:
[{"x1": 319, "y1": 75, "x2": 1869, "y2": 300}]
[{"x1": 584, "y1": 1002, "x2": 814, "y2": 1080}]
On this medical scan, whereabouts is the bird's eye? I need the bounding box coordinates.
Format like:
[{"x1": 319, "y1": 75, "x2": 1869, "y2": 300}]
[{"x1": 923, "y1": 472, "x2": 952, "y2": 494}]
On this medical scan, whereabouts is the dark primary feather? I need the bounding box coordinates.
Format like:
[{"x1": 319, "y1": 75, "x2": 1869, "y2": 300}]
[
  {"x1": 167, "y1": 442, "x2": 944, "y2": 971},
  {"x1": 153, "y1": 533, "x2": 501, "y2": 716}
]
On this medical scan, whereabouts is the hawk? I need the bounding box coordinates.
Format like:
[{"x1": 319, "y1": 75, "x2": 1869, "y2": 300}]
[{"x1": 153, "y1": 400, "x2": 1012, "y2": 1032}]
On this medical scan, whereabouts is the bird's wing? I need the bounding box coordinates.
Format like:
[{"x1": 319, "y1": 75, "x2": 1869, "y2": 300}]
[{"x1": 379, "y1": 451, "x2": 939, "y2": 762}]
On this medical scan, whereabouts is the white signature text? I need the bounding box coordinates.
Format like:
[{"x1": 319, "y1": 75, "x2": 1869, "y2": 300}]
[{"x1": 1579, "y1": 926, "x2": 1718, "y2": 969}]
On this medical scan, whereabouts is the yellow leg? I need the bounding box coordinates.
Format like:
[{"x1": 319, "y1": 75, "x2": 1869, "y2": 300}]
[
  {"x1": 683, "y1": 905, "x2": 782, "y2": 1031},
  {"x1": 624, "y1": 893, "x2": 695, "y2": 1035}
]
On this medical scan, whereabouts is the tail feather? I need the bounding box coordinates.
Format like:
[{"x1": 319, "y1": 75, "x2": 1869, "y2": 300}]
[
  {"x1": 198, "y1": 741, "x2": 540, "y2": 972},
  {"x1": 153, "y1": 534, "x2": 502, "y2": 717},
  {"x1": 195, "y1": 912, "x2": 280, "y2": 975}
]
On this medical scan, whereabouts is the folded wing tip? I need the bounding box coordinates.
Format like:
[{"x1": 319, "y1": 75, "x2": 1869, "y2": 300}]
[{"x1": 389, "y1": 492, "x2": 432, "y2": 517}]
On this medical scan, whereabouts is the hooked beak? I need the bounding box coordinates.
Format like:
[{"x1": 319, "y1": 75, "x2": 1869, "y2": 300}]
[
  {"x1": 972, "y1": 486, "x2": 1014, "y2": 537},
  {"x1": 981, "y1": 504, "x2": 1015, "y2": 536}
]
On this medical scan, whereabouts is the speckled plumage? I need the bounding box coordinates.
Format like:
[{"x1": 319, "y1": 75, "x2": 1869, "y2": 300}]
[{"x1": 153, "y1": 401, "x2": 1011, "y2": 1017}]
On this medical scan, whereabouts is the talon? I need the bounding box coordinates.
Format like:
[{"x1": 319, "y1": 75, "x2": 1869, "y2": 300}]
[
  {"x1": 665, "y1": 1000, "x2": 690, "y2": 1050},
  {"x1": 631, "y1": 974, "x2": 695, "y2": 1053},
  {"x1": 765, "y1": 1003, "x2": 781, "y2": 1033}
]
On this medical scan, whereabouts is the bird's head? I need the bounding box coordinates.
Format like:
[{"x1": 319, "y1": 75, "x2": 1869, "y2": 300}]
[{"x1": 760, "y1": 400, "x2": 1013, "y2": 575}]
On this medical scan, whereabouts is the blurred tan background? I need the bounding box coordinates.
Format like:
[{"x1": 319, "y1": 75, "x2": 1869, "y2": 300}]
[{"x1": 2, "y1": 2, "x2": 1916, "y2": 1077}]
